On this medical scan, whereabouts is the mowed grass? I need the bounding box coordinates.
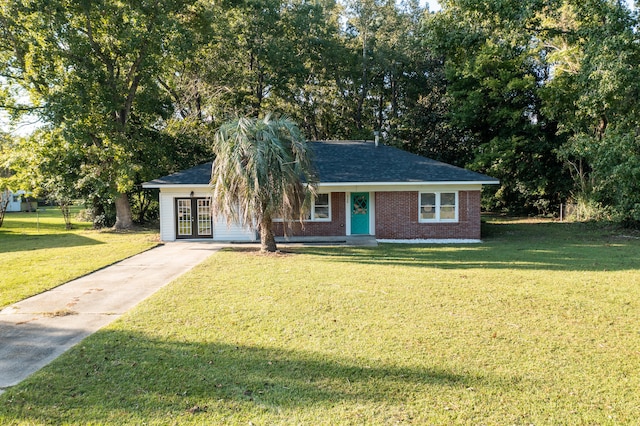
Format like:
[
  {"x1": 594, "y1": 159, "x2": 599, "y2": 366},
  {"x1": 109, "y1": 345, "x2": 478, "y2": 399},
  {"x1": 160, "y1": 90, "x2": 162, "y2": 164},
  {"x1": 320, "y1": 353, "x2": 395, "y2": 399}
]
[
  {"x1": 1, "y1": 219, "x2": 640, "y2": 424},
  {"x1": 0, "y1": 208, "x2": 159, "y2": 308}
]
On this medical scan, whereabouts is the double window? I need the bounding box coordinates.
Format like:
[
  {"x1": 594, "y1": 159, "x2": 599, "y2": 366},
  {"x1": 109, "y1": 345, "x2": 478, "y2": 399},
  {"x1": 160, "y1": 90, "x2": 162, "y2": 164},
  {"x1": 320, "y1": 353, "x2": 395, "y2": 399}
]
[{"x1": 419, "y1": 192, "x2": 458, "y2": 222}]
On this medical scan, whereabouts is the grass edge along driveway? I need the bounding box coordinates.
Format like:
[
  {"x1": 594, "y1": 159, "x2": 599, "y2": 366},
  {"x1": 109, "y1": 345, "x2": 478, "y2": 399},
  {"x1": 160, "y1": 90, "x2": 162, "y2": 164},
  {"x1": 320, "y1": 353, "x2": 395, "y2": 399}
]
[
  {"x1": 1, "y1": 218, "x2": 639, "y2": 424},
  {"x1": 0, "y1": 208, "x2": 159, "y2": 308}
]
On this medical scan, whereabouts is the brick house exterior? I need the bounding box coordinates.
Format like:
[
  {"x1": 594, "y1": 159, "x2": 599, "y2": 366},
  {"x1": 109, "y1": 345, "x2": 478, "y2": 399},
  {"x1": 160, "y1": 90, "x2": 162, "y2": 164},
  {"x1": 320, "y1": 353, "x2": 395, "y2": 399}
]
[
  {"x1": 273, "y1": 192, "x2": 347, "y2": 237},
  {"x1": 143, "y1": 141, "x2": 498, "y2": 242},
  {"x1": 374, "y1": 191, "x2": 481, "y2": 240}
]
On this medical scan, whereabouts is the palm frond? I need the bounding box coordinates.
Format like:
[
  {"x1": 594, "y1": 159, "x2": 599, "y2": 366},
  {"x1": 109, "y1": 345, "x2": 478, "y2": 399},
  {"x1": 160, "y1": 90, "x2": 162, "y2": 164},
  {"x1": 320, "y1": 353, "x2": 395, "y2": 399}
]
[{"x1": 210, "y1": 114, "x2": 317, "y2": 249}]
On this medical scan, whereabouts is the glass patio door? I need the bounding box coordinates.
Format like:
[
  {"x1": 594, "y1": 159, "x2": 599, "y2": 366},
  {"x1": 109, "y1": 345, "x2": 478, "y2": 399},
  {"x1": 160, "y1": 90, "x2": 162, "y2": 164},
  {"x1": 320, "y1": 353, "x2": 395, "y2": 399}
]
[{"x1": 175, "y1": 198, "x2": 213, "y2": 239}]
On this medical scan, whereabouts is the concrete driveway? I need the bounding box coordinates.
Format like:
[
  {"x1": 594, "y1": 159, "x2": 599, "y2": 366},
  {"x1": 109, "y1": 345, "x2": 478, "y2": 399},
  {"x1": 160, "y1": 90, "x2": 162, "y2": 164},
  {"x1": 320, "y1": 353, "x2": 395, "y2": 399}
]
[{"x1": 0, "y1": 242, "x2": 224, "y2": 395}]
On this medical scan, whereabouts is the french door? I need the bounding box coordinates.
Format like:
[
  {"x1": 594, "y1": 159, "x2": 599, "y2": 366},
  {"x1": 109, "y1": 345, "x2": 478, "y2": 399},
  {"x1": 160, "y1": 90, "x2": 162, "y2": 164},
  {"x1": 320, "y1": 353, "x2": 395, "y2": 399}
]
[{"x1": 175, "y1": 198, "x2": 213, "y2": 239}]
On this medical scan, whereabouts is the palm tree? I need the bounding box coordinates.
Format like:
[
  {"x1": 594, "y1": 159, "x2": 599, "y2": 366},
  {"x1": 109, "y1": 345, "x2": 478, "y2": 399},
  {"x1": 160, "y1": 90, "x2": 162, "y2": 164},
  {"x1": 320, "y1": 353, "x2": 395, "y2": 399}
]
[{"x1": 211, "y1": 115, "x2": 316, "y2": 252}]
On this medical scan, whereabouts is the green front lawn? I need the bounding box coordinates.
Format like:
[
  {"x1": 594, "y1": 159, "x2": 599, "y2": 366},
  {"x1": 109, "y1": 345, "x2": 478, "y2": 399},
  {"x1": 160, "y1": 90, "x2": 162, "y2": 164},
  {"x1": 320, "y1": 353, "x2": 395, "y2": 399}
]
[
  {"x1": 1, "y1": 219, "x2": 639, "y2": 424},
  {"x1": 0, "y1": 207, "x2": 159, "y2": 308}
]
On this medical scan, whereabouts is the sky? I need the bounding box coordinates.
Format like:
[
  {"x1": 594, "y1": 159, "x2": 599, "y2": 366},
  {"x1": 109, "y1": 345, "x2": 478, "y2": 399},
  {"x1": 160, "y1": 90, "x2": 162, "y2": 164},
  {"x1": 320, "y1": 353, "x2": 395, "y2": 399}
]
[{"x1": 424, "y1": 0, "x2": 441, "y2": 12}]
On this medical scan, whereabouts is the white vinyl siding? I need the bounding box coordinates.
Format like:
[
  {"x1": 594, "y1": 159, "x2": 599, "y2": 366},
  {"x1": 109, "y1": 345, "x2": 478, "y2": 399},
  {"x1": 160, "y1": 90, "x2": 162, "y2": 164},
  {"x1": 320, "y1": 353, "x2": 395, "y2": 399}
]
[
  {"x1": 159, "y1": 192, "x2": 177, "y2": 241},
  {"x1": 158, "y1": 190, "x2": 256, "y2": 242},
  {"x1": 210, "y1": 216, "x2": 256, "y2": 241}
]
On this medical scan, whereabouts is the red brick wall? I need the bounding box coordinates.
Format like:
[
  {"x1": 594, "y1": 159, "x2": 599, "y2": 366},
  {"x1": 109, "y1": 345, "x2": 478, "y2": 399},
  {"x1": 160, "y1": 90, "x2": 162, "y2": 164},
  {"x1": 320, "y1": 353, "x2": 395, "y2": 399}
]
[
  {"x1": 272, "y1": 192, "x2": 346, "y2": 237},
  {"x1": 374, "y1": 191, "x2": 481, "y2": 240},
  {"x1": 271, "y1": 190, "x2": 482, "y2": 239}
]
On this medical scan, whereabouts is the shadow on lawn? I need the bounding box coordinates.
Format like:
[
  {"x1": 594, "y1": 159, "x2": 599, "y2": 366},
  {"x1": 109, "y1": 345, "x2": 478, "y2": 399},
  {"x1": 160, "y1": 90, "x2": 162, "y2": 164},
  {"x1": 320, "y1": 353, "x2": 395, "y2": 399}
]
[
  {"x1": 1, "y1": 212, "x2": 92, "y2": 233},
  {"x1": 290, "y1": 221, "x2": 640, "y2": 272},
  {"x1": 0, "y1": 233, "x2": 104, "y2": 254},
  {"x1": 0, "y1": 327, "x2": 507, "y2": 422}
]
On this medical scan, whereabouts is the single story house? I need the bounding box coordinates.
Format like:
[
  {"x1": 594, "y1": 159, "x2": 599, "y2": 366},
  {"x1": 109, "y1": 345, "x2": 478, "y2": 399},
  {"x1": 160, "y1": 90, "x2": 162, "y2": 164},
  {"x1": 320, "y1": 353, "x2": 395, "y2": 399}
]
[{"x1": 142, "y1": 140, "x2": 499, "y2": 242}]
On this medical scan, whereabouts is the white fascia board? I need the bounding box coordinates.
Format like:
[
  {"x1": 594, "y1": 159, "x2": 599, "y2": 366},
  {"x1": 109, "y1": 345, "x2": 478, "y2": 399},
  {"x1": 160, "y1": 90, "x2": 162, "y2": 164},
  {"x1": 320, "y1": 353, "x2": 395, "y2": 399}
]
[
  {"x1": 319, "y1": 181, "x2": 499, "y2": 187},
  {"x1": 141, "y1": 183, "x2": 211, "y2": 189},
  {"x1": 144, "y1": 180, "x2": 499, "y2": 190},
  {"x1": 316, "y1": 182, "x2": 494, "y2": 192}
]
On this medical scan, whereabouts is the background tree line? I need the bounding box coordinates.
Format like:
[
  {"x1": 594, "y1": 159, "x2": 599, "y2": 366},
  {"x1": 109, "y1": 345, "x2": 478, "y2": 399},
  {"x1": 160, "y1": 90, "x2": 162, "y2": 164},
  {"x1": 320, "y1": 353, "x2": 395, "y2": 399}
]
[{"x1": 1, "y1": 0, "x2": 639, "y2": 227}]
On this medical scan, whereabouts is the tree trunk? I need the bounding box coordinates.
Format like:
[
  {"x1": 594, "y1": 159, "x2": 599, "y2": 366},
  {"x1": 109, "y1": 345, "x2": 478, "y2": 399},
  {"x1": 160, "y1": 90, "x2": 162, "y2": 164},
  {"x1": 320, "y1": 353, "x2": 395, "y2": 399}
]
[
  {"x1": 114, "y1": 192, "x2": 134, "y2": 230},
  {"x1": 260, "y1": 216, "x2": 277, "y2": 253},
  {"x1": 59, "y1": 203, "x2": 72, "y2": 230},
  {"x1": 0, "y1": 190, "x2": 9, "y2": 228},
  {"x1": 356, "y1": 28, "x2": 368, "y2": 131}
]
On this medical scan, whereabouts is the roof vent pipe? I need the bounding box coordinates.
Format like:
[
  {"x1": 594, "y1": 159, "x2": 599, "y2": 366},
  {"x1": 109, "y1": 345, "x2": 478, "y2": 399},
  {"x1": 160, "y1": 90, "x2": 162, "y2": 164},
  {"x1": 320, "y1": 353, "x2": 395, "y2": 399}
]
[{"x1": 374, "y1": 131, "x2": 380, "y2": 147}]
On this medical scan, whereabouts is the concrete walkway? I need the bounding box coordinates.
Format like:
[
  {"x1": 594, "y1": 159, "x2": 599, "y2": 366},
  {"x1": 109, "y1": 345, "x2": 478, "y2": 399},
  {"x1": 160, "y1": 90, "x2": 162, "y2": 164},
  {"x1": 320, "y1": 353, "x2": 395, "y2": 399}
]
[{"x1": 0, "y1": 242, "x2": 224, "y2": 395}]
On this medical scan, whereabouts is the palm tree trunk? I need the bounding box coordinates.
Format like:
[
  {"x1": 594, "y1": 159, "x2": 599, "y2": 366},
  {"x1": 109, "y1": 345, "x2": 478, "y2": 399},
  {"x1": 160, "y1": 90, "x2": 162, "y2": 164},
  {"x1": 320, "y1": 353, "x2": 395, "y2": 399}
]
[{"x1": 260, "y1": 216, "x2": 277, "y2": 252}]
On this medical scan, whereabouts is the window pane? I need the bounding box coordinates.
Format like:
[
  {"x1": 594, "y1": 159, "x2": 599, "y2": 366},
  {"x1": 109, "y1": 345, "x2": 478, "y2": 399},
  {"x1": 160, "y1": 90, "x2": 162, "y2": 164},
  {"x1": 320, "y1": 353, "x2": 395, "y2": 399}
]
[
  {"x1": 420, "y1": 206, "x2": 435, "y2": 220},
  {"x1": 312, "y1": 193, "x2": 330, "y2": 220},
  {"x1": 440, "y1": 206, "x2": 455, "y2": 219},
  {"x1": 420, "y1": 193, "x2": 436, "y2": 220},
  {"x1": 420, "y1": 193, "x2": 436, "y2": 206},
  {"x1": 177, "y1": 200, "x2": 192, "y2": 236},
  {"x1": 315, "y1": 193, "x2": 329, "y2": 206},
  {"x1": 441, "y1": 193, "x2": 456, "y2": 206},
  {"x1": 315, "y1": 206, "x2": 329, "y2": 219}
]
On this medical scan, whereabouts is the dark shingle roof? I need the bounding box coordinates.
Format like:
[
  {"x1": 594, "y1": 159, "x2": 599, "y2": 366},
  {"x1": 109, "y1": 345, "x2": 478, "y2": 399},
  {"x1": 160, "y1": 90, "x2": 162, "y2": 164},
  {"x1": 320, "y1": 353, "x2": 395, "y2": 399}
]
[
  {"x1": 143, "y1": 140, "x2": 498, "y2": 187},
  {"x1": 145, "y1": 162, "x2": 213, "y2": 186},
  {"x1": 311, "y1": 141, "x2": 497, "y2": 183}
]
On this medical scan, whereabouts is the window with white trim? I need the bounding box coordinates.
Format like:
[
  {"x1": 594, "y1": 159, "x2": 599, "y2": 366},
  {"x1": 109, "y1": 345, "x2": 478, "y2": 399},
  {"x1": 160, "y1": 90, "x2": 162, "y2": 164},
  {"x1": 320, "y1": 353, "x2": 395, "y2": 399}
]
[
  {"x1": 419, "y1": 192, "x2": 458, "y2": 222},
  {"x1": 311, "y1": 193, "x2": 330, "y2": 220},
  {"x1": 303, "y1": 193, "x2": 331, "y2": 221}
]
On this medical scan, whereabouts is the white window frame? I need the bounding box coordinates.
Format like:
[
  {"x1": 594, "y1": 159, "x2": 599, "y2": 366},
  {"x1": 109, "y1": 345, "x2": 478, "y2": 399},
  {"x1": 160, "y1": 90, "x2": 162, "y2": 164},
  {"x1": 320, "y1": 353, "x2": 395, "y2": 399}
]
[
  {"x1": 306, "y1": 193, "x2": 331, "y2": 222},
  {"x1": 419, "y1": 191, "x2": 459, "y2": 223}
]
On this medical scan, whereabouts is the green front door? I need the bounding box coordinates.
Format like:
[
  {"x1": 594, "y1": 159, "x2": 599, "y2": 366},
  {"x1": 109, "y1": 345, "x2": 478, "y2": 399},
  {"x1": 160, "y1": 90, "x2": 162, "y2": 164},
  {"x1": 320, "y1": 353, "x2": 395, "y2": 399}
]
[{"x1": 350, "y1": 192, "x2": 370, "y2": 235}]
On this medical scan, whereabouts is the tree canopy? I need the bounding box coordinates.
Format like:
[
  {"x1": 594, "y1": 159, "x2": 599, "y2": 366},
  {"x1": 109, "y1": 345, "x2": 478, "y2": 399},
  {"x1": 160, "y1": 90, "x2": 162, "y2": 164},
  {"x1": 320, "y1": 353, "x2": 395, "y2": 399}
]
[
  {"x1": 0, "y1": 0, "x2": 212, "y2": 228},
  {"x1": 2, "y1": 0, "x2": 640, "y2": 224}
]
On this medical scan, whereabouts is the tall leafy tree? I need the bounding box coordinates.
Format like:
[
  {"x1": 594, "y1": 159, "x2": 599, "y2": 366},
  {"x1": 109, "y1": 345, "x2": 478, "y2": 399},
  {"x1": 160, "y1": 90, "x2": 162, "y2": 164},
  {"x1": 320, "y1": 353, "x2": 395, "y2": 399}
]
[
  {"x1": 541, "y1": 0, "x2": 640, "y2": 221},
  {"x1": 343, "y1": 0, "x2": 381, "y2": 133},
  {"x1": 180, "y1": 0, "x2": 351, "y2": 140},
  {"x1": 366, "y1": 1, "x2": 466, "y2": 161},
  {"x1": 211, "y1": 115, "x2": 316, "y2": 252},
  {"x1": 0, "y1": 0, "x2": 208, "y2": 228},
  {"x1": 272, "y1": 0, "x2": 352, "y2": 140},
  {"x1": 426, "y1": 0, "x2": 572, "y2": 214},
  {"x1": 18, "y1": 129, "x2": 84, "y2": 228}
]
